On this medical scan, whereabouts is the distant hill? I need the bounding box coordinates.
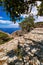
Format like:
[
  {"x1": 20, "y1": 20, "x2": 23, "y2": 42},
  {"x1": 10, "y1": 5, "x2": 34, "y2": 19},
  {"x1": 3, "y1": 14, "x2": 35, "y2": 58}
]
[
  {"x1": 0, "y1": 31, "x2": 13, "y2": 45},
  {"x1": 35, "y1": 22, "x2": 43, "y2": 28}
]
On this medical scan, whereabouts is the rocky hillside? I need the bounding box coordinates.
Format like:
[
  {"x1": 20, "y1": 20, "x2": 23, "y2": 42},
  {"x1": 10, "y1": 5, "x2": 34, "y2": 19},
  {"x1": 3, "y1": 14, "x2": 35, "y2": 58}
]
[{"x1": 0, "y1": 28, "x2": 43, "y2": 65}]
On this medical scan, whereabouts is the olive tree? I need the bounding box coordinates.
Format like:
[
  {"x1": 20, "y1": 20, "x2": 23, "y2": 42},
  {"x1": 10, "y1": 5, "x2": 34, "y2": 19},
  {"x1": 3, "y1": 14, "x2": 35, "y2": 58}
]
[{"x1": 0, "y1": 0, "x2": 43, "y2": 23}]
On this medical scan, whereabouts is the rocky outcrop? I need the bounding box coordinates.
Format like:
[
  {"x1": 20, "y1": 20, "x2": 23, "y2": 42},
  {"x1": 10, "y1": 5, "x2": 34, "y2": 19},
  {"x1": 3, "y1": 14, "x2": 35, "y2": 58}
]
[
  {"x1": 0, "y1": 28, "x2": 43, "y2": 65},
  {"x1": 11, "y1": 30, "x2": 27, "y2": 37}
]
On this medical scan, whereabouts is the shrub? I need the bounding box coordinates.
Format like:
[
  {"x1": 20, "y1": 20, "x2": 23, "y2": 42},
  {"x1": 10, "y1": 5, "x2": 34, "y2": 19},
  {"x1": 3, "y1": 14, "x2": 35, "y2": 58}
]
[
  {"x1": 0, "y1": 31, "x2": 12, "y2": 44},
  {"x1": 19, "y1": 15, "x2": 35, "y2": 32}
]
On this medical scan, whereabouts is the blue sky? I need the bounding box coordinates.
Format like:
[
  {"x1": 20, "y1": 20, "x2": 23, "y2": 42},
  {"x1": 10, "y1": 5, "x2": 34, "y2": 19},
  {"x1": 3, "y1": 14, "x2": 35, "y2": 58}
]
[
  {"x1": 0, "y1": 6, "x2": 24, "y2": 28},
  {"x1": 0, "y1": 2, "x2": 43, "y2": 28}
]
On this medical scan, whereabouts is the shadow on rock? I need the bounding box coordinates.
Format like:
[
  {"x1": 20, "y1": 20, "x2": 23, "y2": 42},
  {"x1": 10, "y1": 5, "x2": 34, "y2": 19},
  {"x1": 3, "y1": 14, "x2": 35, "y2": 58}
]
[{"x1": 6, "y1": 50, "x2": 16, "y2": 58}]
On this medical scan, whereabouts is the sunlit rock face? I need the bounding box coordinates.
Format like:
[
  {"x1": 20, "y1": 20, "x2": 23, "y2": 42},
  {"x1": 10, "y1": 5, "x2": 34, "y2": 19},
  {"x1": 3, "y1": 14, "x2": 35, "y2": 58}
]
[{"x1": 0, "y1": 28, "x2": 43, "y2": 65}]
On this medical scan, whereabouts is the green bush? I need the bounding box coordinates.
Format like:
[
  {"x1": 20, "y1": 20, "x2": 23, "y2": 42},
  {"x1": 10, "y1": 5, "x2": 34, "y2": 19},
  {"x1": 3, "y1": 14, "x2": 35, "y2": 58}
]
[
  {"x1": 19, "y1": 15, "x2": 35, "y2": 32},
  {"x1": 0, "y1": 32, "x2": 12, "y2": 44}
]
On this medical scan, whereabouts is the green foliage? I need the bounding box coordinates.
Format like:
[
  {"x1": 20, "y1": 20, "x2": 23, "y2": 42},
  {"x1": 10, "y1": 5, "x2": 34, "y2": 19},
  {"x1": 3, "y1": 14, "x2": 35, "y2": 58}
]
[
  {"x1": 35, "y1": 22, "x2": 43, "y2": 24},
  {"x1": 35, "y1": 22, "x2": 43, "y2": 28},
  {"x1": 37, "y1": 2, "x2": 43, "y2": 16},
  {"x1": 0, "y1": 0, "x2": 43, "y2": 23},
  {"x1": 0, "y1": 32, "x2": 12, "y2": 44},
  {"x1": 19, "y1": 16, "x2": 35, "y2": 32},
  {"x1": 0, "y1": 0, "x2": 29, "y2": 22}
]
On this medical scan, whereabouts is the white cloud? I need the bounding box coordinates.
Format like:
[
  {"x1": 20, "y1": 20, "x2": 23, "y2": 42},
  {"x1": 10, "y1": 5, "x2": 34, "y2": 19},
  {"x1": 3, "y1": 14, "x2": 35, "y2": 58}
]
[
  {"x1": 0, "y1": 20, "x2": 19, "y2": 28},
  {"x1": 0, "y1": 20, "x2": 12, "y2": 24},
  {"x1": 37, "y1": 1, "x2": 41, "y2": 6},
  {"x1": 35, "y1": 16, "x2": 43, "y2": 22},
  {"x1": 0, "y1": 16, "x2": 3, "y2": 19},
  {"x1": 21, "y1": 14, "x2": 29, "y2": 18},
  {"x1": 7, "y1": 22, "x2": 19, "y2": 28},
  {"x1": 31, "y1": 6, "x2": 38, "y2": 15}
]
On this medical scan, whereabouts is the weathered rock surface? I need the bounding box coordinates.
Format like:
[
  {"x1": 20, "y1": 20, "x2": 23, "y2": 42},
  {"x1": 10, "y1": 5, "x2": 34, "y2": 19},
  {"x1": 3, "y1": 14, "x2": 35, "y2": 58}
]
[{"x1": 0, "y1": 28, "x2": 43, "y2": 65}]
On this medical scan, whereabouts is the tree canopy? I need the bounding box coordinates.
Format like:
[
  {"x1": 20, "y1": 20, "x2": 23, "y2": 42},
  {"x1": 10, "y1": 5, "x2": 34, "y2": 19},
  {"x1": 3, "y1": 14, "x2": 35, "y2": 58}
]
[{"x1": 0, "y1": 0, "x2": 43, "y2": 22}]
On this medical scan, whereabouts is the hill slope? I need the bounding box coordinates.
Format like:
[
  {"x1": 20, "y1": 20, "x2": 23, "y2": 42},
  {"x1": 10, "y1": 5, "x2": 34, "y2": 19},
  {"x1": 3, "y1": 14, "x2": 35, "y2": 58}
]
[{"x1": 0, "y1": 31, "x2": 13, "y2": 44}]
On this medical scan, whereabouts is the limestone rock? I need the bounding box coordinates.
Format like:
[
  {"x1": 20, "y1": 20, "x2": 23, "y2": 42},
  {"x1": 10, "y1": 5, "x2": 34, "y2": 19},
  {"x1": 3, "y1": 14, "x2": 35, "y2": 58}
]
[
  {"x1": 0, "y1": 56, "x2": 8, "y2": 65},
  {"x1": 8, "y1": 56, "x2": 18, "y2": 63},
  {"x1": 31, "y1": 48, "x2": 37, "y2": 54},
  {"x1": 18, "y1": 36, "x2": 25, "y2": 44},
  {"x1": 29, "y1": 57, "x2": 40, "y2": 65}
]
